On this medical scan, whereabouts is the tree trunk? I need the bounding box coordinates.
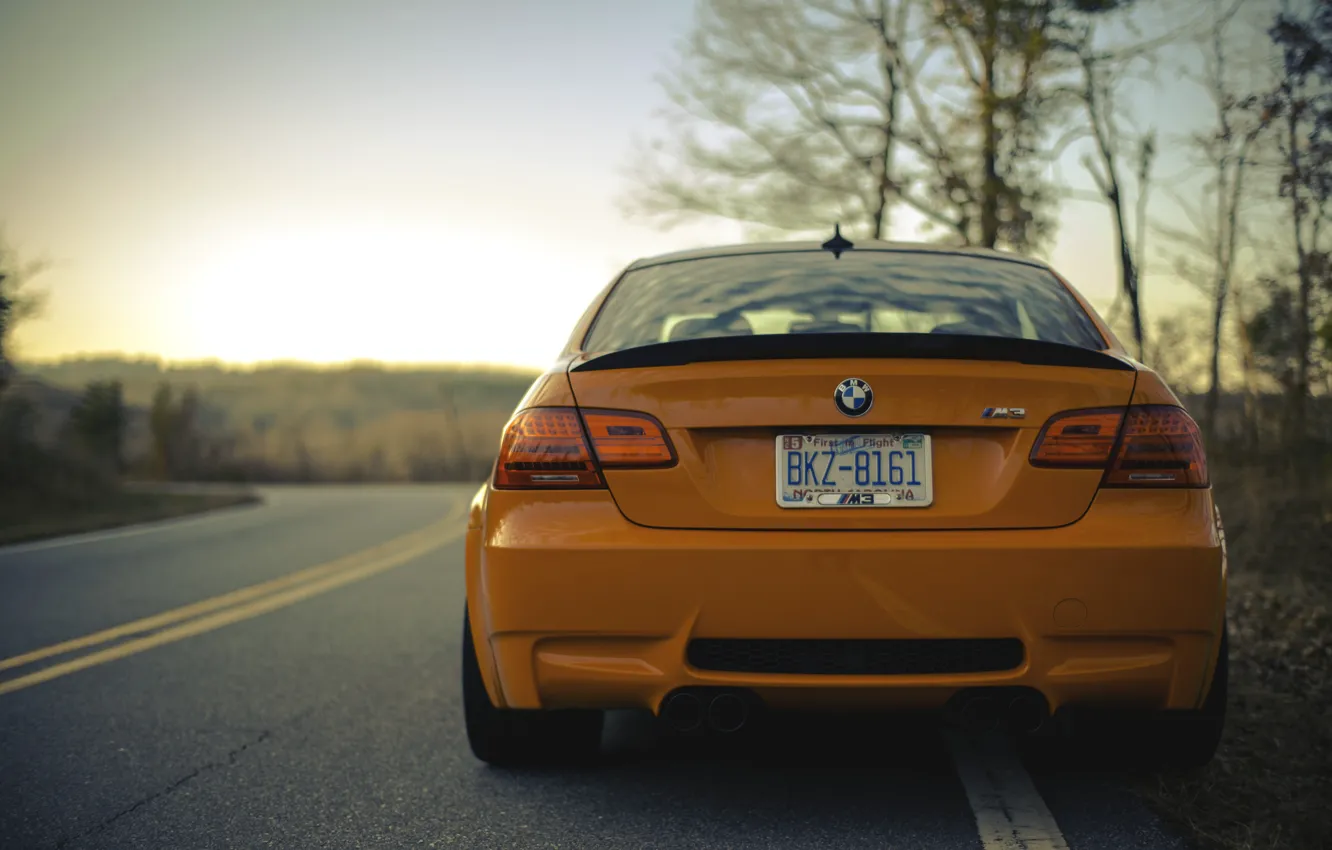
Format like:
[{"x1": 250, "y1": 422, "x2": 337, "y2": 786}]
[
  {"x1": 1204, "y1": 289, "x2": 1225, "y2": 446},
  {"x1": 1201, "y1": 110, "x2": 1257, "y2": 447},
  {"x1": 1107, "y1": 182, "x2": 1143, "y2": 360},
  {"x1": 874, "y1": 65, "x2": 900, "y2": 241},
  {"x1": 1293, "y1": 264, "x2": 1312, "y2": 444},
  {"x1": 1233, "y1": 288, "x2": 1259, "y2": 450},
  {"x1": 1286, "y1": 105, "x2": 1311, "y2": 445},
  {"x1": 979, "y1": 3, "x2": 1000, "y2": 249}
]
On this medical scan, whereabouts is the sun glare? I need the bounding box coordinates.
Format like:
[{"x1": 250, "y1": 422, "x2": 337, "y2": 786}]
[{"x1": 181, "y1": 221, "x2": 602, "y2": 367}]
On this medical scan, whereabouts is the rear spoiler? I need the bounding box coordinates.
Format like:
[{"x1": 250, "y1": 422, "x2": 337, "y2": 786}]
[{"x1": 570, "y1": 333, "x2": 1135, "y2": 373}]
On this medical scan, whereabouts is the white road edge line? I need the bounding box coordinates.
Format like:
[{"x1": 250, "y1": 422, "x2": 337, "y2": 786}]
[
  {"x1": 945, "y1": 729, "x2": 1072, "y2": 850},
  {"x1": 0, "y1": 497, "x2": 267, "y2": 558}
]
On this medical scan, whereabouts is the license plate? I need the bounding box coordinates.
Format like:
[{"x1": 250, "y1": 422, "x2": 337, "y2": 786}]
[{"x1": 775, "y1": 433, "x2": 933, "y2": 508}]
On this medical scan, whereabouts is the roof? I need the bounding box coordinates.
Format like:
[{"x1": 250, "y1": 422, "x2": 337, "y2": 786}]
[{"x1": 625, "y1": 239, "x2": 1051, "y2": 272}]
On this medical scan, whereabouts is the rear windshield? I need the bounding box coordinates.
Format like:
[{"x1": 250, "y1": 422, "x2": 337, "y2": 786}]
[{"x1": 582, "y1": 250, "x2": 1105, "y2": 353}]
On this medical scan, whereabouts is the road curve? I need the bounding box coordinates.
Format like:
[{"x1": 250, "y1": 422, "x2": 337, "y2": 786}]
[{"x1": 0, "y1": 485, "x2": 1190, "y2": 849}]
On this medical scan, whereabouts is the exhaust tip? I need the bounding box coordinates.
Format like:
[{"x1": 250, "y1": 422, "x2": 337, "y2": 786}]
[
  {"x1": 1005, "y1": 694, "x2": 1047, "y2": 733},
  {"x1": 962, "y1": 696, "x2": 1001, "y2": 732},
  {"x1": 662, "y1": 691, "x2": 703, "y2": 733},
  {"x1": 707, "y1": 693, "x2": 749, "y2": 734}
]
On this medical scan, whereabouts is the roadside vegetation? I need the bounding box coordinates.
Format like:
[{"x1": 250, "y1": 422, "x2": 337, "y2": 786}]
[
  {"x1": 0, "y1": 490, "x2": 259, "y2": 547},
  {"x1": 0, "y1": 355, "x2": 526, "y2": 543},
  {"x1": 9, "y1": 357, "x2": 536, "y2": 482},
  {"x1": 1, "y1": 245, "x2": 258, "y2": 543},
  {"x1": 1140, "y1": 451, "x2": 1331, "y2": 850}
]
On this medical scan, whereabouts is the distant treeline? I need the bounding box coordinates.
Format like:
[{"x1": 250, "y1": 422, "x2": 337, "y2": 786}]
[{"x1": 5, "y1": 358, "x2": 540, "y2": 485}]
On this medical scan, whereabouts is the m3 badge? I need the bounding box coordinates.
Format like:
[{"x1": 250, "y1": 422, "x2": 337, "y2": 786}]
[{"x1": 981, "y1": 407, "x2": 1026, "y2": 419}]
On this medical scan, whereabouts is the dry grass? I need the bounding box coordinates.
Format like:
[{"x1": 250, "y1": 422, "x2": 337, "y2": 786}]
[
  {"x1": 1136, "y1": 460, "x2": 1332, "y2": 850},
  {"x1": 0, "y1": 491, "x2": 259, "y2": 546}
]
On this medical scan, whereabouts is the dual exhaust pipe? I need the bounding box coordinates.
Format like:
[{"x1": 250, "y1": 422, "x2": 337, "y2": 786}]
[
  {"x1": 955, "y1": 689, "x2": 1048, "y2": 734},
  {"x1": 661, "y1": 689, "x2": 752, "y2": 734}
]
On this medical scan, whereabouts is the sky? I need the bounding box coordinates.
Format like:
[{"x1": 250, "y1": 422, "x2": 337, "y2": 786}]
[{"x1": 0, "y1": 0, "x2": 1224, "y2": 370}]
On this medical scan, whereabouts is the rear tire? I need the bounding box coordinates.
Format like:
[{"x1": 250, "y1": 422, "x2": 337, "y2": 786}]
[
  {"x1": 1082, "y1": 624, "x2": 1228, "y2": 770},
  {"x1": 462, "y1": 605, "x2": 603, "y2": 767},
  {"x1": 1151, "y1": 623, "x2": 1228, "y2": 769}
]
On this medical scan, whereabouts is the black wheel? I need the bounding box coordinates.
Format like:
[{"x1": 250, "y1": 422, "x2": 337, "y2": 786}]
[
  {"x1": 1149, "y1": 622, "x2": 1228, "y2": 769},
  {"x1": 1077, "y1": 623, "x2": 1228, "y2": 770},
  {"x1": 461, "y1": 605, "x2": 603, "y2": 767}
]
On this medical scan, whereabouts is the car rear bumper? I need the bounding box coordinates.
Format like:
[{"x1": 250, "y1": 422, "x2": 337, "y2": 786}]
[{"x1": 468, "y1": 488, "x2": 1226, "y2": 715}]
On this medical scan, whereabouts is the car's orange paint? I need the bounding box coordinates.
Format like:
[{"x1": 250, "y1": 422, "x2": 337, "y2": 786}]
[
  {"x1": 464, "y1": 523, "x2": 501, "y2": 706},
  {"x1": 469, "y1": 487, "x2": 1222, "y2": 714},
  {"x1": 1128, "y1": 367, "x2": 1186, "y2": 408},
  {"x1": 465, "y1": 483, "x2": 506, "y2": 707},
  {"x1": 512, "y1": 365, "x2": 578, "y2": 410},
  {"x1": 567, "y1": 358, "x2": 1137, "y2": 530},
  {"x1": 467, "y1": 244, "x2": 1226, "y2": 718}
]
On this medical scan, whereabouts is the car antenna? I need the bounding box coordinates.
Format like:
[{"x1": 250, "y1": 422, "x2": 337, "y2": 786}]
[{"x1": 821, "y1": 223, "x2": 854, "y2": 259}]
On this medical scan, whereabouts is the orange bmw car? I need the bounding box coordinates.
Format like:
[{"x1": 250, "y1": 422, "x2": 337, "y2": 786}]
[{"x1": 462, "y1": 236, "x2": 1227, "y2": 768}]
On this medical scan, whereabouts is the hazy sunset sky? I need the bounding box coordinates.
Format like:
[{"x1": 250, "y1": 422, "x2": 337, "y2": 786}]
[{"x1": 1, "y1": 0, "x2": 1221, "y2": 369}]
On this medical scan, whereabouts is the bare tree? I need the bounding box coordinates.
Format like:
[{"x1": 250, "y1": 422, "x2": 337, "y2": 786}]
[
  {"x1": 625, "y1": 0, "x2": 1138, "y2": 252},
  {"x1": 1072, "y1": 30, "x2": 1158, "y2": 358},
  {"x1": 623, "y1": 0, "x2": 919, "y2": 241},
  {"x1": 914, "y1": 0, "x2": 1136, "y2": 251},
  {"x1": 1262, "y1": 0, "x2": 1332, "y2": 442},
  {"x1": 1157, "y1": 0, "x2": 1268, "y2": 442},
  {"x1": 1060, "y1": 0, "x2": 1220, "y2": 360},
  {"x1": 0, "y1": 236, "x2": 49, "y2": 395},
  {"x1": 1231, "y1": 272, "x2": 1262, "y2": 448}
]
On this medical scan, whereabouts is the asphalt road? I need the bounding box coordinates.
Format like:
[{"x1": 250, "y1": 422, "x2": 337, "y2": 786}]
[{"x1": 0, "y1": 485, "x2": 1192, "y2": 850}]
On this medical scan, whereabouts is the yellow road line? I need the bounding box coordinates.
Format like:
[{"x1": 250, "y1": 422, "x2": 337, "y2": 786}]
[
  {"x1": 0, "y1": 510, "x2": 466, "y2": 696},
  {"x1": 0, "y1": 512, "x2": 460, "y2": 675}
]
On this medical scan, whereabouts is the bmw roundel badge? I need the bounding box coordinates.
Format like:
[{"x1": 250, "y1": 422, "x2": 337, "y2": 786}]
[{"x1": 834, "y1": 378, "x2": 873, "y2": 417}]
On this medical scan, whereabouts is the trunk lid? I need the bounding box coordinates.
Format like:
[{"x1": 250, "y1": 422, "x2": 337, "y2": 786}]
[{"x1": 568, "y1": 348, "x2": 1136, "y2": 531}]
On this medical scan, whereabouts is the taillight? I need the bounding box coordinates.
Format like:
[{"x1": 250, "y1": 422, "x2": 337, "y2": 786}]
[
  {"x1": 1029, "y1": 408, "x2": 1125, "y2": 468},
  {"x1": 493, "y1": 407, "x2": 678, "y2": 489},
  {"x1": 494, "y1": 408, "x2": 602, "y2": 489},
  {"x1": 581, "y1": 409, "x2": 676, "y2": 468},
  {"x1": 1029, "y1": 404, "x2": 1209, "y2": 487},
  {"x1": 1103, "y1": 405, "x2": 1208, "y2": 487}
]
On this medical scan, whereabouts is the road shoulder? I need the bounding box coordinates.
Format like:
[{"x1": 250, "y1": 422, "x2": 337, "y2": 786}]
[{"x1": 0, "y1": 491, "x2": 261, "y2": 547}]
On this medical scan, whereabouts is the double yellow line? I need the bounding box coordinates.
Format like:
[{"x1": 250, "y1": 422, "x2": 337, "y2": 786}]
[{"x1": 0, "y1": 508, "x2": 467, "y2": 697}]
